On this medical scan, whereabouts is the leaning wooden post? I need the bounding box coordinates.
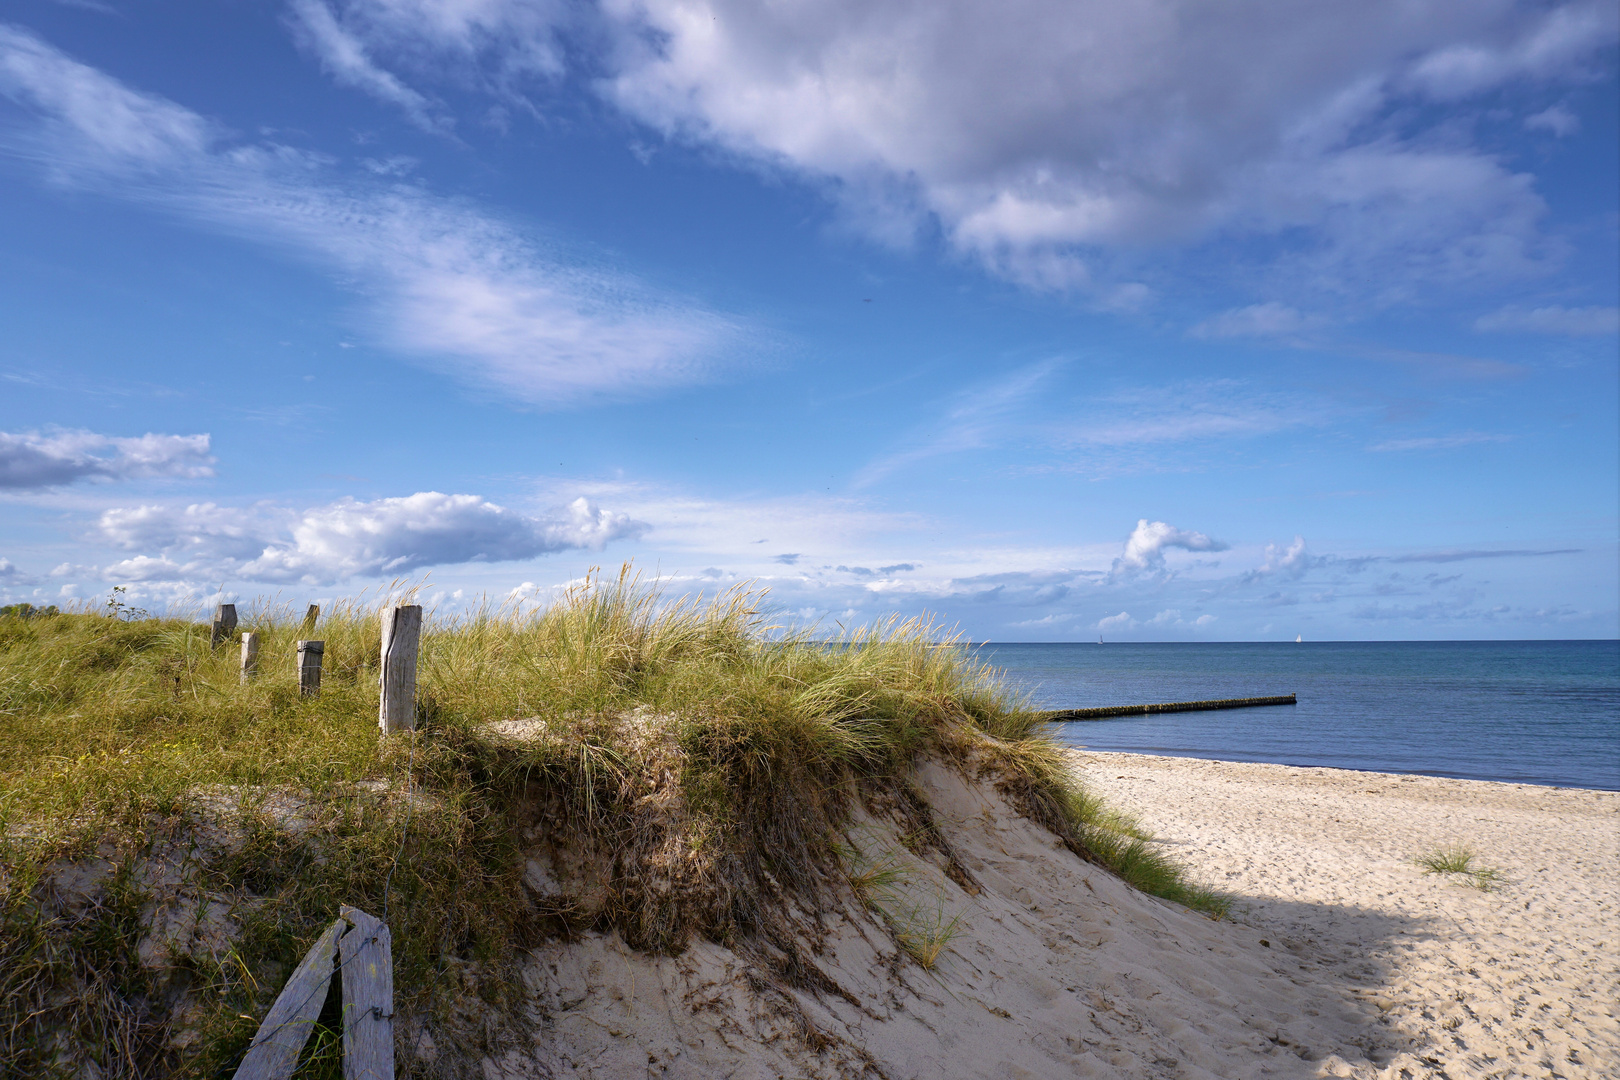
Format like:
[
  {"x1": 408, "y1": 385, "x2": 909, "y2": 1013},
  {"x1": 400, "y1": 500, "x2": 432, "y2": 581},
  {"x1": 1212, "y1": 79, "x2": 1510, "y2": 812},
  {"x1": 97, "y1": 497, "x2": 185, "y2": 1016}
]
[
  {"x1": 338, "y1": 905, "x2": 395, "y2": 1079},
  {"x1": 378, "y1": 605, "x2": 422, "y2": 734},
  {"x1": 297, "y1": 640, "x2": 324, "y2": 698},
  {"x1": 240, "y1": 632, "x2": 260, "y2": 684},
  {"x1": 300, "y1": 603, "x2": 319, "y2": 636},
  {"x1": 211, "y1": 603, "x2": 238, "y2": 648}
]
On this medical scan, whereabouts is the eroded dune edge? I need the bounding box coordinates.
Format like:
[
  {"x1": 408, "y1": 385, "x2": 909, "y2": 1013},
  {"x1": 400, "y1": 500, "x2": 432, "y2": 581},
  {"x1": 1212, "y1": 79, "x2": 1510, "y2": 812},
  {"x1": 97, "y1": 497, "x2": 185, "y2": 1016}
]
[
  {"x1": 25, "y1": 743, "x2": 1619, "y2": 1079},
  {"x1": 482, "y1": 753, "x2": 1616, "y2": 1080}
]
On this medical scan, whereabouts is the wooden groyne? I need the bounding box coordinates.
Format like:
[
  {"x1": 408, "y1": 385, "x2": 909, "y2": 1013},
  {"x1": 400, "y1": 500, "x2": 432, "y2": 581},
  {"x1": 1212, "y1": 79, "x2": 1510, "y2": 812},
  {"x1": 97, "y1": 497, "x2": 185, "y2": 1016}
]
[{"x1": 1042, "y1": 694, "x2": 1297, "y2": 721}]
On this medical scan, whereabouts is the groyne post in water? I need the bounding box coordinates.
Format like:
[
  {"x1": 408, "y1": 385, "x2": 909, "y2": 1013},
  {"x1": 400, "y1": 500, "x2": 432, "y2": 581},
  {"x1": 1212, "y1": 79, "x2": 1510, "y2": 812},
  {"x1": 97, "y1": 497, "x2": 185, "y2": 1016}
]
[{"x1": 1043, "y1": 694, "x2": 1297, "y2": 721}]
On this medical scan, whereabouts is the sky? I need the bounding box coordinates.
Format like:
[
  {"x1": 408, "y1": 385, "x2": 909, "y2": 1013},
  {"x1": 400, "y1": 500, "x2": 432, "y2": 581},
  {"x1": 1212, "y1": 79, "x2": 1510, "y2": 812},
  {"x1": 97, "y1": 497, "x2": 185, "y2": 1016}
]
[{"x1": 0, "y1": 0, "x2": 1616, "y2": 641}]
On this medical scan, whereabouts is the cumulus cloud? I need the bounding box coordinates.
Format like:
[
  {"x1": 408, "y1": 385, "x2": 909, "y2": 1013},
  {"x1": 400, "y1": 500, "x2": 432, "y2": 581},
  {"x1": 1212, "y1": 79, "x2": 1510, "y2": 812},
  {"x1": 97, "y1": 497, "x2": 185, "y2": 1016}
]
[
  {"x1": 97, "y1": 491, "x2": 646, "y2": 585},
  {"x1": 1474, "y1": 304, "x2": 1620, "y2": 335},
  {"x1": 1097, "y1": 611, "x2": 1135, "y2": 632},
  {"x1": 0, "y1": 429, "x2": 214, "y2": 490},
  {"x1": 0, "y1": 25, "x2": 740, "y2": 406},
  {"x1": 1244, "y1": 536, "x2": 1317, "y2": 581},
  {"x1": 0, "y1": 557, "x2": 19, "y2": 580},
  {"x1": 1110, "y1": 519, "x2": 1227, "y2": 579},
  {"x1": 257, "y1": 1, "x2": 1617, "y2": 304},
  {"x1": 599, "y1": 0, "x2": 1608, "y2": 297}
]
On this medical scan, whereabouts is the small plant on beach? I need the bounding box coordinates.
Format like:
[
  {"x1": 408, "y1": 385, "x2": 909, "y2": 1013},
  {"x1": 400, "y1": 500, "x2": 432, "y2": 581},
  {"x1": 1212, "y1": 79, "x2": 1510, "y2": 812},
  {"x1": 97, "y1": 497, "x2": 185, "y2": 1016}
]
[
  {"x1": 1416, "y1": 845, "x2": 1506, "y2": 890},
  {"x1": 839, "y1": 834, "x2": 966, "y2": 970}
]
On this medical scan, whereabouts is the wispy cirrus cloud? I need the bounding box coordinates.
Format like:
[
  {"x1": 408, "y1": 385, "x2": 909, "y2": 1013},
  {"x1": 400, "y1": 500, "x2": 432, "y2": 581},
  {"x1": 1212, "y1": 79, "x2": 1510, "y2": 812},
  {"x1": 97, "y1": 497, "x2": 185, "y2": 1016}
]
[
  {"x1": 1063, "y1": 381, "x2": 1323, "y2": 449},
  {"x1": 1188, "y1": 302, "x2": 1329, "y2": 340},
  {"x1": 1369, "y1": 432, "x2": 1512, "y2": 452},
  {"x1": 852, "y1": 360, "x2": 1061, "y2": 487},
  {"x1": 285, "y1": 0, "x2": 447, "y2": 132},
  {"x1": 1387, "y1": 547, "x2": 1580, "y2": 564},
  {"x1": 0, "y1": 24, "x2": 743, "y2": 407},
  {"x1": 0, "y1": 429, "x2": 214, "y2": 490},
  {"x1": 1474, "y1": 304, "x2": 1620, "y2": 335}
]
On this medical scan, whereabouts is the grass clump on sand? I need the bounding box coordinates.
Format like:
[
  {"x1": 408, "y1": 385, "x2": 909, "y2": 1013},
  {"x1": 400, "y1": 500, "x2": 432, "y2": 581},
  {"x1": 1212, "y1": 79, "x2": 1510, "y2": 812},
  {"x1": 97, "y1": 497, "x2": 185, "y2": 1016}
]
[
  {"x1": 0, "y1": 566, "x2": 1223, "y2": 1077},
  {"x1": 1415, "y1": 844, "x2": 1506, "y2": 890}
]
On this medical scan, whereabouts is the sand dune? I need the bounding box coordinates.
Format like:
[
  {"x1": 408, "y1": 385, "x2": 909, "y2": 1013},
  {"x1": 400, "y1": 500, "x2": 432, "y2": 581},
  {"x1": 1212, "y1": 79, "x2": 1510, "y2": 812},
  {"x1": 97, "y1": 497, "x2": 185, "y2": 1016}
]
[{"x1": 468, "y1": 749, "x2": 1614, "y2": 1079}]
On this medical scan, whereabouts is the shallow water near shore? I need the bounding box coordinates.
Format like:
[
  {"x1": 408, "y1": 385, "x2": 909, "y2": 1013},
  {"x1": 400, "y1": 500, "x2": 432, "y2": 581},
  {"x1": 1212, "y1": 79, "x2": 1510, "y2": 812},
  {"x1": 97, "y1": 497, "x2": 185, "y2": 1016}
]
[{"x1": 975, "y1": 640, "x2": 1620, "y2": 790}]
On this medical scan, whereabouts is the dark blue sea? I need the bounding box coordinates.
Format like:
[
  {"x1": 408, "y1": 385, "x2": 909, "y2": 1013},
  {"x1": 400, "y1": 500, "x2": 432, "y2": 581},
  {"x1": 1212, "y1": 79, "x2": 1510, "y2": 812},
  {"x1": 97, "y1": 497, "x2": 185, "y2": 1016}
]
[{"x1": 973, "y1": 641, "x2": 1620, "y2": 791}]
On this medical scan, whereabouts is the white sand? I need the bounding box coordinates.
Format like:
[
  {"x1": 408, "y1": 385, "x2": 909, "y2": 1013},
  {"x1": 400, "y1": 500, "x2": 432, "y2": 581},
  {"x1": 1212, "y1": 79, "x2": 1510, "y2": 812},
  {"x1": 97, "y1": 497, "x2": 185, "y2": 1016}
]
[
  {"x1": 457, "y1": 753, "x2": 1619, "y2": 1077},
  {"x1": 462, "y1": 750, "x2": 1620, "y2": 1079},
  {"x1": 1071, "y1": 752, "x2": 1620, "y2": 1079}
]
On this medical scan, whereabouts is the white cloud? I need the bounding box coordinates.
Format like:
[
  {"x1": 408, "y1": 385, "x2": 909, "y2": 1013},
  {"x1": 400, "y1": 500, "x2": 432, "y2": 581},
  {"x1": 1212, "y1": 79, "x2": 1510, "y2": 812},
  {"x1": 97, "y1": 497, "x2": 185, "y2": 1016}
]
[
  {"x1": 1110, "y1": 519, "x2": 1227, "y2": 579},
  {"x1": 251, "y1": 1, "x2": 1616, "y2": 304},
  {"x1": 0, "y1": 24, "x2": 741, "y2": 406},
  {"x1": 1474, "y1": 304, "x2": 1620, "y2": 335},
  {"x1": 1188, "y1": 302, "x2": 1327, "y2": 340},
  {"x1": 853, "y1": 360, "x2": 1060, "y2": 486},
  {"x1": 299, "y1": 0, "x2": 569, "y2": 95},
  {"x1": 1524, "y1": 102, "x2": 1580, "y2": 136},
  {"x1": 1097, "y1": 611, "x2": 1135, "y2": 632},
  {"x1": 97, "y1": 491, "x2": 646, "y2": 585},
  {"x1": 1246, "y1": 535, "x2": 1315, "y2": 581},
  {"x1": 0, "y1": 557, "x2": 19, "y2": 580},
  {"x1": 286, "y1": 0, "x2": 446, "y2": 131},
  {"x1": 1064, "y1": 381, "x2": 1320, "y2": 450},
  {"x1": 1404, "y1": 3, "x2": 1617, "y2": 99},
  {"x1": 0, "y1": 429, "x2": 214, "y2": 490},
  {"x1": 592, "y1": 0, "x2": 1608, "y2": 296}
]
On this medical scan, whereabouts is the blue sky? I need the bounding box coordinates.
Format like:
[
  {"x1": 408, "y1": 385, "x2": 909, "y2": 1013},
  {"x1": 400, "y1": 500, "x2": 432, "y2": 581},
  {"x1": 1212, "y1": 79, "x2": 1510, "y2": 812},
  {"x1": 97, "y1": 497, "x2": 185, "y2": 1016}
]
[{"x1": 1, "y1": 0, "x2": 1616, "y2": 640}]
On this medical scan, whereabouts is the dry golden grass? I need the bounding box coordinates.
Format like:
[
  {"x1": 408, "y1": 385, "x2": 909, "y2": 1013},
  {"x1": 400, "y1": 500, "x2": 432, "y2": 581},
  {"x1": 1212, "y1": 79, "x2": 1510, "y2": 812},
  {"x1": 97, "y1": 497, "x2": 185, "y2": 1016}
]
[{"x1": 0, "y1": 566, "x2": 1221, "y2": 1077}]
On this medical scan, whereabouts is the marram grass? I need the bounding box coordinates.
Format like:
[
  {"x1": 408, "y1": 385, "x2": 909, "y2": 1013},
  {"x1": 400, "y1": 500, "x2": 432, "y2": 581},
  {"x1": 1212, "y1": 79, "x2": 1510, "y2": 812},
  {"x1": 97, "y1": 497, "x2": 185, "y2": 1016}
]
[{"x1": 0, "y1": 567, "x2": 1224, "y2": 1077}]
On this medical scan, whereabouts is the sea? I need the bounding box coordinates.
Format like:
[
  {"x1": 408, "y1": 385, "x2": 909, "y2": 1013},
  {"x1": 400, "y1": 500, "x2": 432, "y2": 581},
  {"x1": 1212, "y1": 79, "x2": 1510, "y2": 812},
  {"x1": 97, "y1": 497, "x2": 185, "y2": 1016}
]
[{"x1": 973, "y1": 640, "x2": 1620, "y2": 791}]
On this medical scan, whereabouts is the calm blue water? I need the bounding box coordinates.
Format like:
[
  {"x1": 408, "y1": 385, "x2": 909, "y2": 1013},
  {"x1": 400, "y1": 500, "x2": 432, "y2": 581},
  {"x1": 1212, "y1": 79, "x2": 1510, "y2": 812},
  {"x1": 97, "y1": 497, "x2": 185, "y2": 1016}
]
[{"x1": 974, "y1": 641, "x2": 1620, "y2": 791}]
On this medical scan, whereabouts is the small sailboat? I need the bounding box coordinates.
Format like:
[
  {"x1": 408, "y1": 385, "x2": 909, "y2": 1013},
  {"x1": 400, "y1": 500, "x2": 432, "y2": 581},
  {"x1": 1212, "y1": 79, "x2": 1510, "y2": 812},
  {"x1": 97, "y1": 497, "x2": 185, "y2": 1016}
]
[{"x1": 1295, "y1": 634, "x2": 1303, "y2": 643}]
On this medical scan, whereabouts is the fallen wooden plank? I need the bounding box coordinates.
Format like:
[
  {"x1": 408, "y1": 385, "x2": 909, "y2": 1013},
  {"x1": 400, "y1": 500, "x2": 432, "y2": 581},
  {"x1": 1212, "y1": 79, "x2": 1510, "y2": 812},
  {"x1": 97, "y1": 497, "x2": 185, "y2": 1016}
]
[
  {"x1": 232, "y1": 918, "x2": 343, "y2": 1080},
  {"x1": 339, "y1": 904, "x2": 394, "y2": 1080},
  {"x1": 1042, "y1": 694, "x2": 1297, "y2": 721}
]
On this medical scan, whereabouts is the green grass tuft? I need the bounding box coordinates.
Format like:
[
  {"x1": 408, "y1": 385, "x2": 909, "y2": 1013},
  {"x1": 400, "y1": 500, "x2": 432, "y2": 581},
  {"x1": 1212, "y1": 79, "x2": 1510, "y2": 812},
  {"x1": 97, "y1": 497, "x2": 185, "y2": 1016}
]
[{"x1": 1415, "y1": 844, "x2": 1506, "y2": 890}]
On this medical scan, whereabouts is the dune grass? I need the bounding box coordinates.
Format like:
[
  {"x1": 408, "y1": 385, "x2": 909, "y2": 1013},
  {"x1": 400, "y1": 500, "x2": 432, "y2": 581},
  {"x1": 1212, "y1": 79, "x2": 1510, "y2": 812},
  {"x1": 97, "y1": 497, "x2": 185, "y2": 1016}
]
[
  {"x1": 1416, "y1": 844, "x2": 1506, "y2": 890},
  {"x1": 0, "y1": 567, "x2": 1222, "y2": 1076}
]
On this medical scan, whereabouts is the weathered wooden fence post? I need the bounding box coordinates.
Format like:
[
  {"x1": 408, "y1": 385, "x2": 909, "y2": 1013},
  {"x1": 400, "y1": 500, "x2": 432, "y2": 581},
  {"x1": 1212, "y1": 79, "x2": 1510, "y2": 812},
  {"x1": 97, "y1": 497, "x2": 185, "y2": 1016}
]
[
  {"x1": 301, "y1": 604, "x2": 320, "y2": 636},
  {"x1": 378, "y1": 605, "x2": 422, "y2": 734},
  {"x1": 211, "y1": 604, "x2": 238, "y2": 648},
  {"x1": 339, "y1": 905, "x2": 394, "y2": 1079},
  {"x1": 232, "y1": 906, "x2": 394, "y2": 1080},
  {"x1": 231, "y1": 919, "x2": 345, "y2": 1080},
  {"x1": 297, "y1": 640, "x2": 324, "y2": 698},
  {"x1": 240, "y1": 632, "x2": 260, "y2": 684}
]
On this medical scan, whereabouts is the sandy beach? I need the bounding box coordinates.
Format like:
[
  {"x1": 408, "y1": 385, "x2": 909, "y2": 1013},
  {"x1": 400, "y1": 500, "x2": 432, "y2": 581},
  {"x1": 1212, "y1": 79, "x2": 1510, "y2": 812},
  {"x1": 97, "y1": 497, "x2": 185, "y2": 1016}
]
[
  {"x1": 493, "y1": 752, "x2": 1619, "y2": 1078},
  {"x1": 1070, "y1": 752, "x2": 1620, "y2": 1079}
]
